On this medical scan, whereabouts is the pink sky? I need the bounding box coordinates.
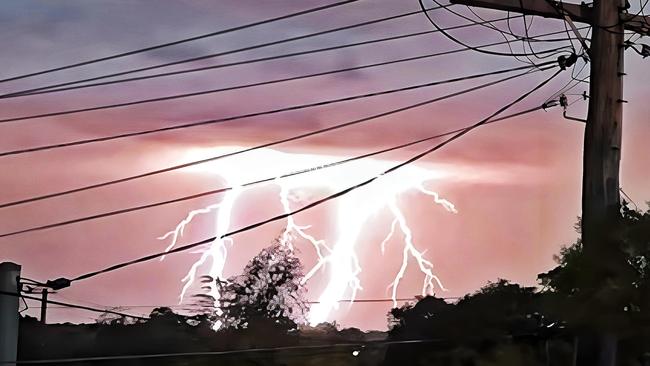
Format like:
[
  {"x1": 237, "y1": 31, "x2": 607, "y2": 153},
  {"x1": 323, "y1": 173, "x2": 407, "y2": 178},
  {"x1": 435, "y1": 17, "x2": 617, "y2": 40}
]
[{"x1": 0, "y1": 0, "x2": 648, "y2": 330}]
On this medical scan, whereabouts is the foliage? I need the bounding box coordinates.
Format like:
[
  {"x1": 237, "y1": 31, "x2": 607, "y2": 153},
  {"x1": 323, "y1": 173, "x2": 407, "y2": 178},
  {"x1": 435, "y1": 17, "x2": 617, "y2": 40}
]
[
  {"x1": 383, "y1": 203, "x2": 650, "y2": 364},
  {"x1": 215, "y1": 236, "x2": 309, "y2": 331},
  {"x1": 96, "y1": 308, "x2": 144, "y2": 326},
  {"x1": 19, "y1": 202, "x2": 650, "y2": 365},
  {"x1": 537, "y1": 203, "x2": 650, "y2": 332},
  {"x1": 384, "y1": 281, "x2": 555, "y2": 366},
  {"x1": 388, "y1": 280, "x2": 548, "y2": 341}
]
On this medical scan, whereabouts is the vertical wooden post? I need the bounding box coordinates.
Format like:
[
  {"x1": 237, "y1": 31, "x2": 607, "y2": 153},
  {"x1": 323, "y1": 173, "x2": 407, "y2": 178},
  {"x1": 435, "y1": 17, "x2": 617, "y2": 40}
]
[
  {"x1": 446, "y1": 0, "x2": 643, "y2": 364},
  {"x1": 577, "y1": 1, "x2": 625, "y2": 364},
  {"x1": 40, "y1": 289, "x2": 48, "y2": 324},
  {"x1": 0, "y1": 262, "x2": 21, "y2": 364},
  {"x1": 582, "y1": 0, "x2": 625, "y2": 250}
]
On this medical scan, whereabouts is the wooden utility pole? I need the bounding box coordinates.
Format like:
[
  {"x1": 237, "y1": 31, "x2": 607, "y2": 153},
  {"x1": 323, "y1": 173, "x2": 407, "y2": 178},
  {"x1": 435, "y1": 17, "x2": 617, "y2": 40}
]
[
  {"x1": 0, "y1": 262, "x2": 21, "y2": 365},
  {"x1": 40, "y1": 288, "x2": 48, "y2": 324},
  {"x1": 446, "y1": 0, "x2": 649, "y2": 365}
]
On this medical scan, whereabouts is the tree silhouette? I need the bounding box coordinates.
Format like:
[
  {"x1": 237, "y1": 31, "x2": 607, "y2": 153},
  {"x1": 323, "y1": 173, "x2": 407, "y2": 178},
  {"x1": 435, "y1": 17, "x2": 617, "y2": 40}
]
[
  {"x1": 388, "y1": 280, "x2": 547, "y2": 342},
  {"x1": 96, "y1": 307, "x2": 143, "y2": 326},
  {"x1": 215, "y1": 235, "x2": 309, "y2": 331},
  {"x1": 384, "y1": 281, "x2": 553, "y2": 365},
  {"x1": 538, "y1": 203, "x2": 650, "y2": 331},
  {"x1": 538, "y1": 203, "x2": 650, "y2": 365}
]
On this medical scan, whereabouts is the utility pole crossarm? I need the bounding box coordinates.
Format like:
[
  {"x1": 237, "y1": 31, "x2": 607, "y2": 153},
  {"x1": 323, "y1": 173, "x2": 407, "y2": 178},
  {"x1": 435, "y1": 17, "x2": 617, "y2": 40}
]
[
  {"x1": 449, "y1": 0, "x2": 650, "y2": 35},
  {"x1": 623, "y1": 14, "x2": 650, "y2": 35},
  {"x1": 450, "y1": 0, "x2": 591, "y2": 22}
]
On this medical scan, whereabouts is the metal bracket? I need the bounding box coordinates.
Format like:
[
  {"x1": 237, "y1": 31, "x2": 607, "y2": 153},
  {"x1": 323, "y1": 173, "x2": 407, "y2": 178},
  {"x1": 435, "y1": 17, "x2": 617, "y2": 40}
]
[
  {"x1": 559, "y1": 93, "x2": 586, "y2": 122},
  {"x1": 563, "y1": 110, "x2": 587, "y2": 123}
]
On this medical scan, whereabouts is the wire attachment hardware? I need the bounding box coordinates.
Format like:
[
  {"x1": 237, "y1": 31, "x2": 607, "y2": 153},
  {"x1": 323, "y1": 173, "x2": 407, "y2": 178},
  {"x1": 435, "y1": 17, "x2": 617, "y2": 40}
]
[
  {"x1": 45, "y1": 278, "x2": 71, "y2": 290},
  {"x1": 542, "y1": 100, "x2": 559, "y2": 110},
  {"x1": 560, "y1": 94, "x2": 587, "y2": 123},
  {"x1": 558, "y1": 53, "x2": 578, "y2": 70}
]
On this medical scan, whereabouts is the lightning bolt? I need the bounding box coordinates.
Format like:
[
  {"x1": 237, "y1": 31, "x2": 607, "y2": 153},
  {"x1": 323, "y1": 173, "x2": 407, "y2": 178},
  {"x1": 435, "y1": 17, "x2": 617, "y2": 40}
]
[
  {"x1": 159, "y1": 147, "x2": 457, "y2": 327},
  {"x1": 278, "y1": 179, "x2": 331, "y2": 258},
  {"x1": 386, "y1": 191, "x2": 454, "y2": 309},
  {"x1": 380, "y1": 219, "x2": 399, "y2": 255},
  {"x1": 157, "y1": 188, "x2": 241, "y2": 332}
]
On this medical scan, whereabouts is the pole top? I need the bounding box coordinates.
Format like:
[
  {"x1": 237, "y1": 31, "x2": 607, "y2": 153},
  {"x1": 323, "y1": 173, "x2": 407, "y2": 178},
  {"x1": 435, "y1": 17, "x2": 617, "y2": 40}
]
[{"x1": 0, "y1": 262, "x2": 21, "y2": 271}]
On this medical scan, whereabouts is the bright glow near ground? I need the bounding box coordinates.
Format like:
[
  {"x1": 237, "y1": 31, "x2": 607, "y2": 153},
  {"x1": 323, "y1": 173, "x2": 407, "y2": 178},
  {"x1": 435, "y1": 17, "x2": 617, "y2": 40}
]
[{"x1": 162, "y1": 146, "x2": 460, "y2": 325}]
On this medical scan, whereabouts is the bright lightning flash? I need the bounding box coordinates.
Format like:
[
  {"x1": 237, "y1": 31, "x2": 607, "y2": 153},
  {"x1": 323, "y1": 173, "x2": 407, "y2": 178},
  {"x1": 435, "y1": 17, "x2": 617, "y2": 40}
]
[{"x1": 159, "y1": 147, "x2": 457, "y2": 326}]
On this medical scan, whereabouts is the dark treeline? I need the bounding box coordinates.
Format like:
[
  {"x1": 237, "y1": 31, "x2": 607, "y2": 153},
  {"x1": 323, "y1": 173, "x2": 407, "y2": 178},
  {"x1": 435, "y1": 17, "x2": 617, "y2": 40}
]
[
  {"x1": 384, "y1": 202, "x2": 650, "y2": 365},
  {"x1": 19, "y1": 312, "x2": 387, "y2": 365},
  {"x1": 18, "y1": 203, "x2": 650, "y2": 365}
]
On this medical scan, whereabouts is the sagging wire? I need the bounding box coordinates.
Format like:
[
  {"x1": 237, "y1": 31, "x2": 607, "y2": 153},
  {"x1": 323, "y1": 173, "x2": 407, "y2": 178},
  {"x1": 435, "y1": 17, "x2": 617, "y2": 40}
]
[
  {"x1": 467, "y1": 7, "x2": 537, "y2": 66},
  {"x1": 420, "y1": 0, "x2": 574, "y2": 59},
  {"x1": 620, "y1": 188, "x2": 640, "y2": 211},
  {"x1": 624, "y1": 40, "x2": 650, "y2": 57}
]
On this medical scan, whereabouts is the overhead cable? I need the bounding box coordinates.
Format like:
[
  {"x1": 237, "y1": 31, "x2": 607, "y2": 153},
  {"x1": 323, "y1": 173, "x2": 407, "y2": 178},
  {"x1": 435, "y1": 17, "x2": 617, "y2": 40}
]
[
  {"x1": 0, "y1": 290, "x2": 147, "y2": 320},
  {"x1": 0, "y1": 5, "x2": 447, "y2": 97},
  {"x1": 0, "y1": 0, "x2": 361, "y2": 84},
  {"x1": 0, "y1": 102, "x2": 555, "y2": 238},
  {"x1": 0, "y1": 63, "x2": 555, "y2": 212},
  {"x1": 45, "y1": 65, "x2": 562, "y2": 286},
  {"x1": 0, "y1": 15, "x2": 538, "y2": 100}
]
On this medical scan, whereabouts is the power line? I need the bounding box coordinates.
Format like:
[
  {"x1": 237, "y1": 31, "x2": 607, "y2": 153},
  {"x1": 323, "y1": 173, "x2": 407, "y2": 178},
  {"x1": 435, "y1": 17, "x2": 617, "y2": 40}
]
[
  {"x1": 0, "y1": 56, "x2": 557, "y2": 125},
  {"x1": 1, "y1": 326, "x2": 550, "y2": 365},
  {"x1": 620, "y1": 187, "x2": 640, "y2": 211},
  {"x1": 517, "y1": 4, "x2": 553, "y2": 63},
  {"x1": 547, "y1": 61, "x2": 586, "y2": 100},
  {"x1": 545, "y1": 59, "x2": 590, "y2": 105},
  {"x1": 0, "y1": 290, "x2": 147, "y2": 320},
  {"x1": 0, "y1": 22, "x2": 578, "y2": 100},
  {"x1": 419, "y1": 0, "x2": 572, "y2": 59},
  {"x1": 0, "y1": 37, "x2": 576, "y2": 157},
  {"x1": 0, "y1": 67, "x2": 553, "y2": 208},
  {"x1": 460, "y1": 7, "x2": 522, "y2": 39},
  {"x1": 0, "y1": 5, "x2": 447, "y2": 98},
  {"x1": 0, "y1": 15, "x2": 540, "y2": 100},
  {"x1": 0, "y1": 64, "x2": 552, "y2": 160},
  {"x1": 464, "y1": 4, "x2": 572, "y2": 67},
  {"x1": 1, "y1": 330, "x2": 551, "y2": 365},
  {"x1": 466, "y1": 7, "x2": 537, "y2": 67},
  {"x1": 0, "y1": 63, "x2": 553, "y2": 212},
  {"x1": 56, "y1": 66, "x2": 562, "y2": 286},
  {"x1": 0, "y1": 103, "x2": 552, "y2": 238},
  {"x1": 0, "y1": 0, "x2": 360, "y2": 84},
  {"x1": 6, "y1": 337, "x2": 454, "y2": 364},
  {"x1": 41, "y1": 297, "x2": 460, "y2": 310}
]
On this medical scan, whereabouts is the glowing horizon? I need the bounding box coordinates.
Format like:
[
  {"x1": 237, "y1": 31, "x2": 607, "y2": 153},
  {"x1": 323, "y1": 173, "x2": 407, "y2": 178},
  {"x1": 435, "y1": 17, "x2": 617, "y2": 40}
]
[{"x1": 158, "y1": 146, "x2": 456, "y2": 326}]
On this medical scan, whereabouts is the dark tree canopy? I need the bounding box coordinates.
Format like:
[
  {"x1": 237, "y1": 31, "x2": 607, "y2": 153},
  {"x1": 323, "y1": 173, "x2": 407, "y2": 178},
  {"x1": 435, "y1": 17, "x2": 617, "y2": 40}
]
[
  {"x1": 385, "y1": 203, "x2": 650, "y2": 365},
  {"x1": 538, "y1": 203, "x2": 650, "y2": 332},
  {"x1": 215, "y1": 236, "x2": 309, "y2": 331},
  {"x1": 388, "y1": 280, "x2": 548, "y2": 342}
]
